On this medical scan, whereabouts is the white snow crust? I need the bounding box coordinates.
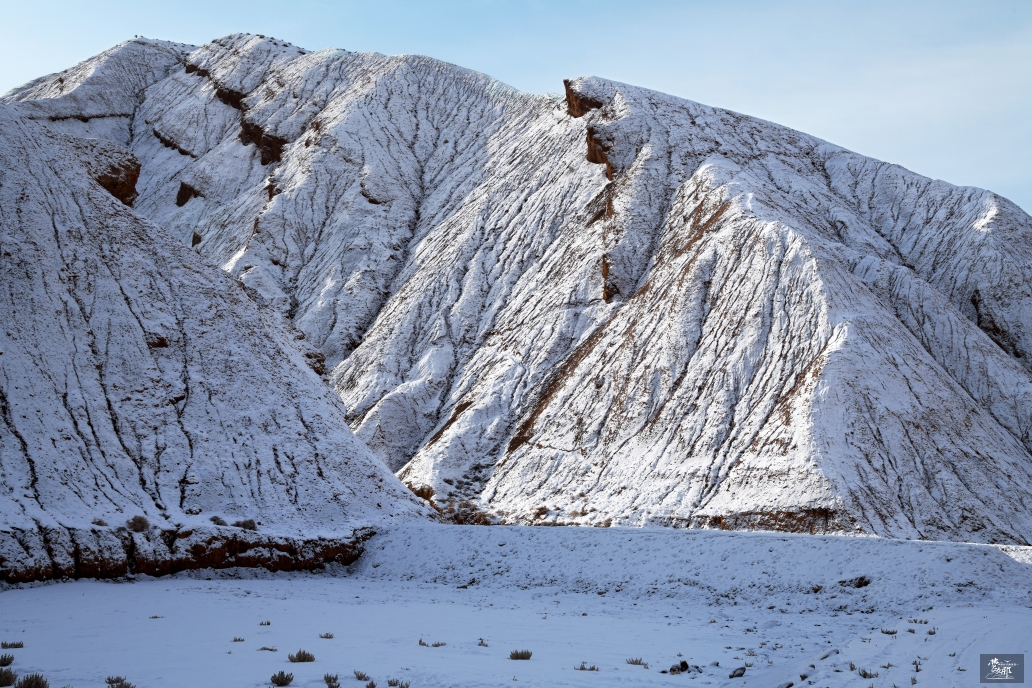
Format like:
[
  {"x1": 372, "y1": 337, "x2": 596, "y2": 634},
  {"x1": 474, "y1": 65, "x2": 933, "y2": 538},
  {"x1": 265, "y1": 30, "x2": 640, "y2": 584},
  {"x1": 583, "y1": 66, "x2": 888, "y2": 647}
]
[{"x1": 1, "y1": 523, "x2": 1030, "y2": 686}]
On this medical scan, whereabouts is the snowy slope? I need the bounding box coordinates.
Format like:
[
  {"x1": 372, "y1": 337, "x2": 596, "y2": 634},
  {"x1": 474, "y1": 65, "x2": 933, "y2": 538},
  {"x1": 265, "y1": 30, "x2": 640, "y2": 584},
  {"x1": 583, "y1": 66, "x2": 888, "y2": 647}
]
[
  {"x1": 0, "y1": 95, "x2": 430, "y2": 582},
  {"x1": 7, "y1": 34, "x2": 1032, "y2": 545}
]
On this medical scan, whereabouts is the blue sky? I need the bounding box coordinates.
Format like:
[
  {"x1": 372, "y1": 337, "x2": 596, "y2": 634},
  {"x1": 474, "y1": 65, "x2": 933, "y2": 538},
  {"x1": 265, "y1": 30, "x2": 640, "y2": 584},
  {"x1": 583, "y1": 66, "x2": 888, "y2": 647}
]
[{"x1": 2, "y1": 0, "x2": 1029, "y2": 211}]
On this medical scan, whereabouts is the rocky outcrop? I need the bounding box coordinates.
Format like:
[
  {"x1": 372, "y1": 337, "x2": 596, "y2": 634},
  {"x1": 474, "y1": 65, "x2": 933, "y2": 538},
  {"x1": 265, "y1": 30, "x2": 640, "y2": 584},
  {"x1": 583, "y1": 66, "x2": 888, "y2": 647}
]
[{"x1": 0, "y1": 523, "x2": 371, "y2": 583}]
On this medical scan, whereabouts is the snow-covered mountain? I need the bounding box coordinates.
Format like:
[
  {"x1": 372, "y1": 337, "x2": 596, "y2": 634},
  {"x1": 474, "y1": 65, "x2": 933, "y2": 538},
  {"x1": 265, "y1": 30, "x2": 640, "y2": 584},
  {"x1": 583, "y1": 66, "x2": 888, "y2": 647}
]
[
  {"x1": 4, "y1": 33, "x2": 1032, "y2": 561},
  {"x1": 0, "y1": 44, "x2": 432, "y2": 582}
]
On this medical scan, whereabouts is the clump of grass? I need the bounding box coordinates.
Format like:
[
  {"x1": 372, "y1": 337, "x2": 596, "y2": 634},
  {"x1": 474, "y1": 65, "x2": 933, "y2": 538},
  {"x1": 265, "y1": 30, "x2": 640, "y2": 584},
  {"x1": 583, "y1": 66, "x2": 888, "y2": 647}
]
[
  {"x1": 417, "y1": 639, "x2": 428, "y2": 647},
  {"x1": 258, "y1": 646, "x2": 277, "y2": 652},
  {"x1": 105, "y1": 678, "x2": 135, "y2": 688},
  {"x1": 857, "y1": 668, "x2": 878, "y2": 678},
  {"x1": 626, "y1": 657, "x2": 648, "y2": 668},
  {"x1": 354, "y1": 670, "x2": 370, "y2": 681},
  {"x1": 288, "y1": 649, "x2": 314, "y2": 663},
  {"x1": 928, "y1": 628, "x2": 937, "y2": 635},
  {"x1": 431, "y1": 641, "x2": 446, "y2": 648},
  {"x1": 387, "y1": 680, "x2": 410, "y2": 687},
  {"x1": 365, "y1": 683, "x2": 376, "y2": 688},
  {"x1": 478, "y1": 638, "x2": 488, "y2": 647},
  {"x1": 319, "y1": 633, "x2": 334, "y2": 639},
  {"x1": 907, "y1": 628, "x2": 916, "y2": 634},
  {"x1": 233, "y1": 637, "x2": 245, "y2": 642},
  {"x1": 270, "y1": 671, "x2": 293, "y2": 686},
  {"x1": 0, "y1": 644, "x2": 22, "y2": 650},
  {"x1": 849, "y1": 662, "x2": 856, "y2": 671},
  {"x1": 260, "y1": 621, "x2": 271, "y2": 626},
  {"x1": 881, "y1": 628, "x2": 897, "y2": 635},
  {"x1": 912, "y1": 659, "x2": 922, "y2": 672},
  {"x1": 911, "y1": 678, "x2": 917, "y2": 685},
  {"x1": 510, "y1": 650, "x2": 532, "y2": 660},
  {"x1": 126, "y1": 515, "x2": 149, "y2": 532},
  {"x1": 0, "y1": 657, "x2": 11, "y2": 667},
  {"x1": 323, "y1": 673, "x2": 339, "y2": 688},
  {"x1": 233, "y1": 519, "x2": 257, "y2": 531},
  {"x1": 14, "y1": 674, "x2": 48, "y2": 688},
  {"x1": 574, "y1": 662, "x2": 599, "y2": 671},
  {"x1": 0, "y1": 668, "x2": 14, "y2": 687},
  {"x1": 209, "y1": 516, "x2": 228, "y2": 526},
  {"x1": 91, "y1": 518, "x2": 108, "y2": 527}
]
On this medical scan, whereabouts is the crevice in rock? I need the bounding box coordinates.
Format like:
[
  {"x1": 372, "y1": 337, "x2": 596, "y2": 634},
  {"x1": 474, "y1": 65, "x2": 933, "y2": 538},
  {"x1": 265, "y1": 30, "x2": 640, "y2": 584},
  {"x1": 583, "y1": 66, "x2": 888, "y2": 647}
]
[
  {"x1": 176, "y1": 182, "x2": 201, "y2": 207},
  {"x1": 153, "y1": 129, "x2": 197, "y2": 158},
  {"x1": 240, "y1": 120, "x2": 287, "y2": 165}
]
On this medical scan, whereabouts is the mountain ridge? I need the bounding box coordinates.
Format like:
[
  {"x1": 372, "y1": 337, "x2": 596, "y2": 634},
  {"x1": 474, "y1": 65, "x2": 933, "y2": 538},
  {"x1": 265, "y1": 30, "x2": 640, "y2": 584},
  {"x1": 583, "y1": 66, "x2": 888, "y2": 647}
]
[{"x1": 3, "y1": 34, "x2": 1032, "y2": 566}]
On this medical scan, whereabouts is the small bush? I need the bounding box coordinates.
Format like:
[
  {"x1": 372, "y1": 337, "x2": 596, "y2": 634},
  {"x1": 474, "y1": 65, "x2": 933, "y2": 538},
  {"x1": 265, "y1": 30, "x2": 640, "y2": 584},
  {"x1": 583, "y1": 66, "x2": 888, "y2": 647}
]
[
  {"x1": 478, "y1": 638, "x2": 488, "y2": 647},
  {"x1": 575, "y1": 662, "x2": 598, "y2": 671},
  {"x1": 105, "y1": 678, "x2": 135, "y2": 688},
  {"x1": 260, "y1": 621, "x2": 271, "y2": 626},
  {"x1": 431, "y1": 641, "x2": 446, "y2": 647},
  {"x1": 354, "y1": 670, "x2": 370, "y2": 681},
  {"x1": 92, "y1": 518, "x2": 108, "y2": 527},
  {"x1": 907, "y1": 628, "x2": 915, "y2": 634},
  {"x1": 319, "y1": 633, "x2": 334, "y2": 639},
  {"x1": 510, "y1": 650, "x2": 532, "y2": 660},
  {"x1": 233, "y1": 519, "x2": 257, "y2": 531},
  {"x1": 626, "y1": 657, "x2": 646, "y2": 666},
  {"x1": 270, "y1": 671, "x2": 293, "y2": 686},
  {"x1": 209, "y1": 516, "x2": 228, "y2": 526},
  {"x1": 857, "y1": 668, "x2": 878, "y2": 678},
  {"x1": 0, "y1": 644, "x2": 22, "y2": 650},
  {"x1": 288, "y1": 649, "x2": 314, "y2": 663},
  {"x1": 911, "y1": 678, "x2": 917, "y2": 685},
  {"x1": 0, "y1": 657, "x2": 11, "y2": 667},
  {"x1": 417, "y1": 639, "x2": 428, "y2": 647},
  {"x1": 928, "y1": 628, "x2": 937, "y2": 635},
  {"x1": 0, "y1": 668, "x2": 14, "y2": 687},
  {"x1": 233, "y1": 637, "x2": 245, "y2": 642},
  {"x1": 365, "y1": 683, "x2": 376, "y2": 688},
  {"x1": 323, "y1": 673, "x2": 339, "y2": 688},
  {"x1": 14, "y1": 674, "x2": 47, "y2": 688},
  {"x1": 912, "y1": 659, "x2": 922, "y2": 672},
  {"x1": 126, "y1": 516, "x2": 149, "y2": 532},
  {"x1": 881, "y1": 629, "x2": 897, "y2": 635},
  {"x1": 258, "y1": 646, "x2": 277, "y2": 652}
]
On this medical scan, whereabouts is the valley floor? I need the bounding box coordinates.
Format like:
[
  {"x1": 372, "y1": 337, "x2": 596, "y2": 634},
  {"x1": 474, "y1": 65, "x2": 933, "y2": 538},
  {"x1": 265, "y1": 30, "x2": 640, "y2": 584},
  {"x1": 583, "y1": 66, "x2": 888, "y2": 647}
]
[{"x1": 1, "y1": 524, "x2": 1030, "y2": 687}]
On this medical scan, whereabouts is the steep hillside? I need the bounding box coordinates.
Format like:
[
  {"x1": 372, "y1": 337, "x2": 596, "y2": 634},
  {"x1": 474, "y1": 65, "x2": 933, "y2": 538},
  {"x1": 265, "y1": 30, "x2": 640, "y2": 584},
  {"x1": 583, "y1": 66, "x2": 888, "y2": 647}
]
[
  {"x1": 0, "y1": 92, "x2": 430, "y2": 582},
  {"x1": 6, "y1": 34, "x2": 1032, "y2": 545}
]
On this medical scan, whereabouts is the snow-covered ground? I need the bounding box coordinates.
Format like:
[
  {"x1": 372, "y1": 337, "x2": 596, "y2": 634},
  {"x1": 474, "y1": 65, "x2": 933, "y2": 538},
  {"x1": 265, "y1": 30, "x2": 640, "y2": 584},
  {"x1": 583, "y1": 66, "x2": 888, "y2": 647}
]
[{"x1": 2, "y1": 523, "x2": 1030, "y2": 687}]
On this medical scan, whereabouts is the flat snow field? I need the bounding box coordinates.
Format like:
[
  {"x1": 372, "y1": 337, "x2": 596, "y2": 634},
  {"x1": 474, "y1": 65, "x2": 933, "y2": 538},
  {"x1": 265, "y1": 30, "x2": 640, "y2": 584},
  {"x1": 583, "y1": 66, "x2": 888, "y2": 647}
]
[{"x1": 2, "y1": 524, "x2": 1031, "y2": 687}]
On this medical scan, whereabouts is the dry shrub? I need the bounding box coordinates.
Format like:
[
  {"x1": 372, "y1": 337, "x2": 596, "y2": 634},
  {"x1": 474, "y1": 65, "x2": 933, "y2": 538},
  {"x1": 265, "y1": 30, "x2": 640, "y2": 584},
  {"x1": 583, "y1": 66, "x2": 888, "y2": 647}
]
[
  {"x1": 14, "y1": 674, "x2": 48, "y2": 688},
  {"x1": 288, "y1": 649, "x2": 314, "y2": 663},
  {"x1": 431, "y1": 641, "x2": 446, "y2": 648},
  {"x1": 858, "y1": 668, "x2": 878, "y2": 678},
  {"x1": 575, "y1": 662, "x2": 598, "y2": 671},
  {"x1": 418, "y1": 639, "x2": 428, "y2": 647},
  {"x1": 510, "y1": 650, "x2": 532, "y2": 660},
  {"x1": 353, "y1": 671, "x2": 370, "y2": 681},
  {"x1": 258, "y1": 647, "x2": 277, "y2": 652},
  {"x1": 92, "y1": 518, "x2": 108, "y2": 527},
  {"x1": 233, "y1": 519, "x2": 257, "y2": 531},
  {"x1": 0, "y1": 645, "x2": 20, "y2": 651},
  {"x1": 233, "y1": 637, "x2": 244, "y2": 642},
  {"x1": 260, "y1": 621, "x2": 271, "y2": 626},
  {"x1": 319, "y1": 633, "x2": 334, "y2": 639},
  {"x1": 407, "y1": 484, "x2": 435, "y2": 502},
  {"x1": 323, "y1": 673, "x2": 339, "y2": 688},
  {"x1": 0, "y1": 668, "x2": 14, "y2": 688},
  {"x1": 0, "y1": 657, "x2": 11, "y2": 668},
  {"x1": 270, "y1": 671, "x2": 293, "y2": 686},
  {"x1": 126, "y1": 516, "x2": 149, "y2": 532},
  {"x1": 105, "y1": 678, "x2": 136, "y2": 688},
  {"x1": 209, "y1": 516, "x2": 228, "y2": 526},
  {"x1": 443, "y1": 500, "x2": 494, "y2": 525}
]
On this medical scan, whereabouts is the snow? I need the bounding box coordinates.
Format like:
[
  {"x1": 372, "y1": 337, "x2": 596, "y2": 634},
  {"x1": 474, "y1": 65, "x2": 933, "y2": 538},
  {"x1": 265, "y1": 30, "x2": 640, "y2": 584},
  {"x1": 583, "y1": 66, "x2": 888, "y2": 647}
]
[{"x1": 2, "y1": 523, "x2": 1031, "y2": 687}]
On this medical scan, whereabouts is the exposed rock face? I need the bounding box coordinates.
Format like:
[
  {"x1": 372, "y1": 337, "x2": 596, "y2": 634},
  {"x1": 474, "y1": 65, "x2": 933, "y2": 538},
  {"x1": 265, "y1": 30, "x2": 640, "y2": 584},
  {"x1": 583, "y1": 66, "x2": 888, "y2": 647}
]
[
  {"x1": 6, "y1": 34, "x2": 1032, "y2": 545},
  {"x1": 0, "y1": 93, "x2": 430, "y2": 582}
]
